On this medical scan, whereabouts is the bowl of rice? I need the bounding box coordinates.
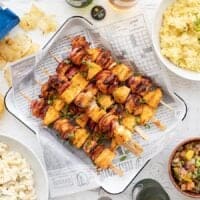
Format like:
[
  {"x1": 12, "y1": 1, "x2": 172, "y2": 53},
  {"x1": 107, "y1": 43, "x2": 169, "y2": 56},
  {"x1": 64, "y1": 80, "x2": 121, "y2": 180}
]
[{"x1": 152, "y1": 0, "x2": 200, "y2": 80}]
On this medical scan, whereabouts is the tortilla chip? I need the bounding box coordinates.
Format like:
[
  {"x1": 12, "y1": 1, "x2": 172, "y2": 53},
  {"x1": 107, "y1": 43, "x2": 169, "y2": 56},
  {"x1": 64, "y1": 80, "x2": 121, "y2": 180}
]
[
  {"x1": 38, "y1": 15, "x2": 57, "y2": 34},
  {"x1": 0, "y1": 34, "x2": 32, "y2": 62},
  {"x1": 20, "y1": 4, "x2": 57, "y2": 33},
  {"x1": 24, "y1": 42, "x2": 40, "y2": 56},
  {"x1": 3, "y1": 66, "x2": 12, "y2": 87},
  {"x1": 20, "y1": 5, "x2": 45, "y2": 31},
  {"x1": 0, "y1": 56, "x2": 7, "y2": 70},
  {"x1": 0, "y1": 93, "x2": 4, "y2": 117}
]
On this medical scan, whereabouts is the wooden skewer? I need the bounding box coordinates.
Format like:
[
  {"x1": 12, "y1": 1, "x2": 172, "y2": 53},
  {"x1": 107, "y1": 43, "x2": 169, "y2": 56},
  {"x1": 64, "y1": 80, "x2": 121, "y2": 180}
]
[
  {"x1": 38, "y1": 66, "x2": 51, "y2": 77},
  {"x1": 34, "y1": 79, "x2": 42, "y2": 86},
  {"x1": 134, "y1": 126, "x2": 149, "y2": 140},
  {"x1": 19, "y1": 91, "x2": 32, "y2": 102},
  {"x1": 123, "y1": 140, "x2": 143, "y2": 157},
  {"x1": 65, "y1": 35, "x2": 72, "y2": 40},
  {"x1": 160, "y1": 100, "x2": 173, "y2": 111},
  {"x1": 152, "y1": 117, "x2": 166, "y2": 131},
  {"x1": 109, "y1": 164, "x2": 123, "y2": 176},
  {"x1": 49, "y1": 52, "x2": 61, "y2": 63}
]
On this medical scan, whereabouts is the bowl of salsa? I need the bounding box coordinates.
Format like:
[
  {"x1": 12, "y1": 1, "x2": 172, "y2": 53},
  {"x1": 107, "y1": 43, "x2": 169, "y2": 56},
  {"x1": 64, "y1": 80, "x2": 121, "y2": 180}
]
[{"x1": 169, "y1": 138, "x2": 200, "y2": 198}]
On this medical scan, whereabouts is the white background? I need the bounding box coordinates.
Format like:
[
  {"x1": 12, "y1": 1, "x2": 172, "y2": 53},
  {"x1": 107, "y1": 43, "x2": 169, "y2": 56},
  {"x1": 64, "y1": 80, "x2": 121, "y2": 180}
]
[{"x1": 0, "y1": 0, "x2": 199, "y2": 199}]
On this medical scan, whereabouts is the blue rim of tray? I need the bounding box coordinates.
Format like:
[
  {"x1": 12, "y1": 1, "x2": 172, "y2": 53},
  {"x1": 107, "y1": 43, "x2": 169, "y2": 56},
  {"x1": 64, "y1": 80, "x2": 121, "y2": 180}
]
[{"x1": 4, "y1": 16, "x2": 188, "y2": 195}]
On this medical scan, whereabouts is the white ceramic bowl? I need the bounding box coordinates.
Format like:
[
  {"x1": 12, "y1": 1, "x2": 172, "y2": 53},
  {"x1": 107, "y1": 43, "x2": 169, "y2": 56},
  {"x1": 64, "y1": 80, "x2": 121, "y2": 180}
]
[
  {"x1": 0, "y1": 134, "x2": 49, "y2": 200},
  {"x1": 152, "y1": 0, "x2": 200, "y2": 81}
]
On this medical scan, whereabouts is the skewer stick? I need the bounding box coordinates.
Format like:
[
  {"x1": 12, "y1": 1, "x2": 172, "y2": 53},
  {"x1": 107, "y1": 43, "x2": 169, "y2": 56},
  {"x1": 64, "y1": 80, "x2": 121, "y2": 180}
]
[
  {"x1": 123, "y1": 140, "x2": 143, "y2": 156},
  {"x1": 160, "y1": 100, "x2": 173, "y2": 111},
  {"x1": 109, "y1": 164, "x2": 123, "y2": 176},
  {"x1": 49, "y1": 52, "x2": 61, "y2": 63},
  {"x1": 19, "y1": 91, "x2": 32, "y2": 103},
  {"x1": 134, "y1": 126, "x2": 149, "y2": 140},
  {"x1": 152, "y1": 117, "x2": 166, "y2": 131},
  {"x1": 38, "y1": 66, "x2": 50, "y2": 77},
  {"x1": 34, "y1": 79, "x2": 42, "y2": 86}
]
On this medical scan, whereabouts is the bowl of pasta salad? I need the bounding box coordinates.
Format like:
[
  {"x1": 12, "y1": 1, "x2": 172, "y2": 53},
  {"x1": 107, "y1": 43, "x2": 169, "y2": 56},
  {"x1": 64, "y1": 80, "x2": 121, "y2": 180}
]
[
  {"x1": 152, "y1": 0, "x2": 200, "y2": 81},
  {"x1": 0, "y1": 134, "x2": 49, "y2": 200}
]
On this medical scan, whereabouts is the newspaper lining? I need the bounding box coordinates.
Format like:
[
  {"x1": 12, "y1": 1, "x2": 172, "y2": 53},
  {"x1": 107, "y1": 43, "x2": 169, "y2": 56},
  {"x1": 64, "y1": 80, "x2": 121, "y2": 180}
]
[{"x1": 10, "y1": 10, "x2": 184, "y2": 197}]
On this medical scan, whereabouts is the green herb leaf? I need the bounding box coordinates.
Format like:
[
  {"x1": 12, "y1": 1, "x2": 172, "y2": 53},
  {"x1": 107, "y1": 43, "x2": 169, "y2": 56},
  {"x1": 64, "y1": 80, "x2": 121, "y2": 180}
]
[
  {"x1": 120, "y1": 155, "x2": 127, "y2": 162},
  {"x1": 139, "y1": 98, "x2": 146, "y2": 104},
  {"x1": 196, "y1": 157, "x2": 200, "y2": 167},
  {"x1": 82, "y1": 60, "x2": 87, "y2": 65},
  {"x1": 194, "y1": 17, "x2": 200, "y2": 32},
  {"x1": 198, "y1": 37, "x2": 200, "y2": 44},
  {"x1": 135, "y1": 117, "x2": 141, "y2": 124},
  {"x1": 47, "y1": 99, "x2": 53, "y2": 105},
  {"x1": 144, "y1": 124, "x2": 151, "y2": 129},
  {"x1": 124, "y1": 150, "x2": 129, "y2": 154},
  {"x1": 81, "y1": 71, "x2": 87, "y2": 78},
  {"x1": 68, "y1": 133, "x2": 75, "y2": 140}
]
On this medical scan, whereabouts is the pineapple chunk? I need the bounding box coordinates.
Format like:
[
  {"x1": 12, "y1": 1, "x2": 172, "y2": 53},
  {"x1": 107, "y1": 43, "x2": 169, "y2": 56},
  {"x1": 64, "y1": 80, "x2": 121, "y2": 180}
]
[
  {"x1": 94, "y1": 148, "x2": 115, "y2": 169},
  {"x1": 113, "y1": 86, "x2": 130, "y2": 103},
  {"x1": 86, "y1": 61, "x2": 102, "y2": 80},
  {"x1": 71, "y1": 73, "x2": 88, "y2": 88},
  {"x1": 87, "y1": 48, "x2": 101, "y2": 61},
  {"x1": 112, "y1": 64, "x2": 133, "y2": 81},
  {"x1": 140, "y1": 105, "x2": 155, "y2": 124},
  {"x1": 61, "y1": 85, "x2": 82, "y2": 104},
  {"x1": 53, "y1": 99, "x2": 65, "y2": 111},
  {"x1": 97, "y1": 94, "x2": 114, "y2": 110},
  {"x1": 121, "y1": 114, "x2": 136, "y2": 131},
  {"x1": 185, "y1": 150, "x2": 194, "y2": 161},
  {"x1": 113, "y1": 124, "x2": 132, "y2": 145},
  {"x1": 143, "y1": 88, "x2": 162, "y2": 108},
  {"x1": 73, "y1": 129, "x2": 89, "y2": 148},
  {"x1": 88, "y1": 104, "x2": 106, "y2": 122},
  {"x1": 75, "y1": 114, "x2": 88, "y2": 128},
  {"x1": 61, "y1": 73, "x2": 88, "y2": 104},
  {"x1": 43, "y1": 106, "x2": 59, "y2": 125}
]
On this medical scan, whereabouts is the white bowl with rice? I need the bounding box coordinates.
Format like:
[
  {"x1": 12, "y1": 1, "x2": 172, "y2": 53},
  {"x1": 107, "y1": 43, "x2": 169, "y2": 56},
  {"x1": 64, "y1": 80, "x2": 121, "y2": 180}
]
[
  {"x1": 0, "y1": 134, "x2": 49, "y2": 200},
  {"x1": 152, "y1": 0, "x2": 200, "y2": 80}
]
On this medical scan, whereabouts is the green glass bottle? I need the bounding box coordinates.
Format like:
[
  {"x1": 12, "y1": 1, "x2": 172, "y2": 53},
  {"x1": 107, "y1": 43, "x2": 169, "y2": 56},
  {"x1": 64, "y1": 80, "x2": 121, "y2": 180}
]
[{"x1": 66, "y1": 0, "x2": 93, "y2": 8}]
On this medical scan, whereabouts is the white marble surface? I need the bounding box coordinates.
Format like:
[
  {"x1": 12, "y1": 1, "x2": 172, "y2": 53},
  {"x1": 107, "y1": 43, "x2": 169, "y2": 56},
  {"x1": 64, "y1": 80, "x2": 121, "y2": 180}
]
[{"x1": 0, "y1": 0, "x2": 199, "y2": 199}]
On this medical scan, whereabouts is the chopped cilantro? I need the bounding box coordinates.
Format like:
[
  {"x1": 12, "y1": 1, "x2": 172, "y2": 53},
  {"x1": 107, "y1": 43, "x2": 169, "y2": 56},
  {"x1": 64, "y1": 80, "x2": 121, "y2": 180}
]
[
  {"x1": 135, "y1": 117, "x2": 141, "y2": 124},
  {"x1": 194, "y1": 17, "x2": 200, "y2": 32},
  {"x1": 140, "y1": 98, "x2": 146, "y2": 104},
  {"x1": 82, "y1": 60, "x2": 87, "y2": 65},
  {"x1": 120, "y1": 155, "x2": 127, "y2": 162},
  {"x1": 47, "y1": 95, "x2": 57, "y2": 105},
  {"x1": 81, "y1": 71, "x2": 87, "y2": 78},
  {"x1": 47, "y1": 99, "x2": 53, "y2": 105},
  {"x1": 124, "y1": 150, "x2": 129, "y2": 154},
  {"x1": 144, "y1": 124, "x2": 151, "y2": 129},
  {"x1": 68, "y1": 133, "x2": 75, "y2": 140}
]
